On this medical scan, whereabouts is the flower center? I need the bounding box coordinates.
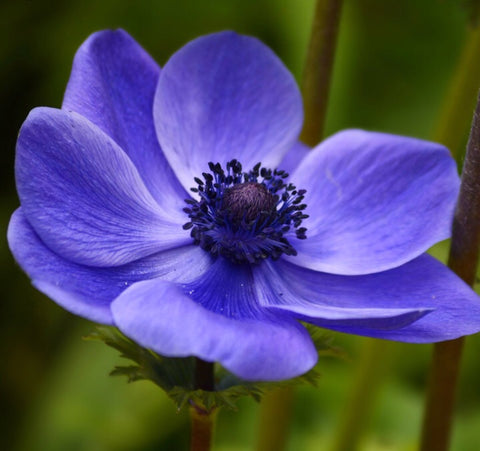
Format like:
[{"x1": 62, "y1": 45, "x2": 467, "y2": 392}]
[
  {"x1": 183, "y1": 160, "x2": 308, "y2": 264},
  {"x1": 223, "y1": 182, "x2": 276, "y2": 224}
]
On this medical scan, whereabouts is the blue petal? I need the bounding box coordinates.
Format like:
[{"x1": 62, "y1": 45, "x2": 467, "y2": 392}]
[
  {"x1": 111, "y1": 277, "x2": 317, "y2": 381},
  {"x1": 256, "y1": 256, "x2": 480, "y2": 342},
  {"x1": 154, "y1": 31, "x2": 303, "y2": 192},
  {"x1": 8, "y1": 208, "x2": 211, "y2": 324},
  {"x1": 16, "y1": 107, "x2": 190, "y2": 267},
  {"x1": 278, "y1": 141, "x2": 310, "y2": 174},
  {"x1": 63, "y1": 29, "x2": 187, "y2": 215},
  {"x1": 286, "y1": 130, "x2": 460, "y2": 275},
  {"x1": 182, "y1": 258, "x2": 261, "y2": 319}
]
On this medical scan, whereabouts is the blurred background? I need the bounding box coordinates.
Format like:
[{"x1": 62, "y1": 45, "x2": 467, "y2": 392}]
[{"x1": 1, "y1": 0, "x2": 480, "y2": 449}]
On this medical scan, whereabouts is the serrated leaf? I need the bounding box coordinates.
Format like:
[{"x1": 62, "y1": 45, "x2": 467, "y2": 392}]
[{"x1": 85, "y1": 324, "x2": 342, "y2": 412}]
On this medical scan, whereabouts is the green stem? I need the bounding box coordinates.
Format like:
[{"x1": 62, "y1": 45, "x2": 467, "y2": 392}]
[
  {"x1": 190, "y1": 358, "x2": 216, "y2": 451},
  {"x1": 300, "y1": 0, "x2": 343, "y2": 146},
  {"x1": 420, "y1": 90, "x2": 480, "y2": 451},
  {"x1": 330, "y1": 339, "x2": 394, "y2": 451},
  {"x1": 433, "y1": 26, "x2": 480, "y2": 157}
]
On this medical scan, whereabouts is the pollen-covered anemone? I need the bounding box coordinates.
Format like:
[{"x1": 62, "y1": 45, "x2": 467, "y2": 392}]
[{"x1": 8, "y1": 29, "x2": 480, "y2": 381}]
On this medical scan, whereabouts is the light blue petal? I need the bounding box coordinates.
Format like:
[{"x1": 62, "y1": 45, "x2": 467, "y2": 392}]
[
  {"x1": 111, "y1": 277, "x2": 317, "y2": 381},
  {"x1": 278, "y1": 140, "x2": 310, "y2": 174},
  {"x1": 63, "y1": 29, "x2": 187, "y2": 215},
  {"x1": 154, "y1": 31, "x2": 303, "y2": 191},
  {"x1": 8, "y1": 208, "x2": 212, "y2": 323},
  {"x1": 257, "y1": 256, "x2": 480, "y2": 342},
  {"x1": 16, "y1": 108, "x2": 190, "y2": 267},
  {"x1": 287, "y1": 129, "x2": 459, "y2": 275}
]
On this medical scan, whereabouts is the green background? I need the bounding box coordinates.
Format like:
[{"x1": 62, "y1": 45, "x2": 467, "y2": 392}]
[{"x1": 1, "y1": 0, "x2": 480, "y2": 449}]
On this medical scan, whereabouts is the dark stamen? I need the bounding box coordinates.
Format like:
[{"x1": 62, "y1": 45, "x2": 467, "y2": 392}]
[{"x1": 183, "y1": 160, "x2": 308, "y2": 264}]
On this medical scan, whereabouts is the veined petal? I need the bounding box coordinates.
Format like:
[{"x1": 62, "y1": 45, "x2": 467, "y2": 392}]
[
  {"x1": 154, "y1": 31, "x2": 303, "y2": 192},
  {"x1": 63, "y1": 29, "x2": 187, "y2": 217},
  {"x1": 111, "y1": 277, "x2": 317, "y2": 381},
  {"x1": 7, "y1": 208, "x2": 211, "y2": 324},
  {"x1": 256, "y1": 256, "x2": 480, "y2": 342},
  {"x1": 181, "y1": 258, "x2": 260, "y2": 319},
  {"x1": 268, "y1": 304, "x2": 430, "y2": 330},
  {"x1": 278, "y1": 141, "x2": 310, "y2": 175},
  {"x1": 16, "y1": 107, "x2": 190, "y2": 267},
  {"x1": 287, "y1": 130, "x2": 459, "y2": 275}
]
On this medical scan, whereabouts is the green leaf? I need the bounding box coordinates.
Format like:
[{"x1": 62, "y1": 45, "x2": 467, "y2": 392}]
[{"x1": 85, "y1": 325, "x2": 342, "y2": 412}]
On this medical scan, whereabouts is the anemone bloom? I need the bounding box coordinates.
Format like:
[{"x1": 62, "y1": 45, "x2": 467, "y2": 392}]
[{"x1": 8, "y1": 30, "x2": 480, "y2": 380}]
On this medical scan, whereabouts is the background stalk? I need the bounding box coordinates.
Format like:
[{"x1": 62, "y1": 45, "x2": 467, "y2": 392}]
[
  {"x1": 329, "y1": 339, "x2": 393, "y2": 451},
  {"x1": 420, "y1": 90, "x2": 480, "y2": 451},
  {"x1": 256, "y1": 1, "x2": 343, "y2": 450},
  {"x1": 300, "y1": 0, "x2": 343, "y2": 146},
  {"x1": 256, "y1": 387, "x2": 295, "y2": 451}
]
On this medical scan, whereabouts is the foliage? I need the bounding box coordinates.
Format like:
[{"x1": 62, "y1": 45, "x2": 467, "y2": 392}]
[{"x1": 86, "y1": 325, "x2": 343, "y2": 412}]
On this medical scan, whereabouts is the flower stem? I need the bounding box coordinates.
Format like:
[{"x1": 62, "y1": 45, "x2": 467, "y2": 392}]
[
  {"x1": 195, "y1": 358, "x2": 215, "y2": 391},
  {"x1": 190, "y1": 358, "x2": 216, "y2": 451},
  {"x1": 300, "y1": 0, "x2": 343, "y2": 146},
  {"x1": 190, "y1": 405, "x2": 217, "y2": 451},
  {"x1": 420, "y1": 90, "x2": 480, "y2": 451}
]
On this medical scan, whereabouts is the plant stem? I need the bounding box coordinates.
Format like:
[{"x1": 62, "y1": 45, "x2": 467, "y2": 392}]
[
  {"x1": 300, "y1": 0, "x2": 343, "y2": 146},
  {"x1": 190, "y1": 358, "x2": 216, "y2": 451},
  {"x1": 190, "y1": 405, "x2": 217, "y2": 451},
  {"x1": 420, "y1": 90, "x2": 480, "y2": 451},
  {"x1": 447, "y1": 94, "x2": 480, "y2": 286},
  {"x1": 195, "y1": 358, "x2": 215, "y2": 391},
  {"x1": 420, "y1": 339, "x2": 465, "y2": 451}
]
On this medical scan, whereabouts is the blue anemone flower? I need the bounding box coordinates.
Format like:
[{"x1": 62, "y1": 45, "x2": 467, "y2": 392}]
[{"x1": 8, "y1": 30, "x2": 480, "y2": 381}]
